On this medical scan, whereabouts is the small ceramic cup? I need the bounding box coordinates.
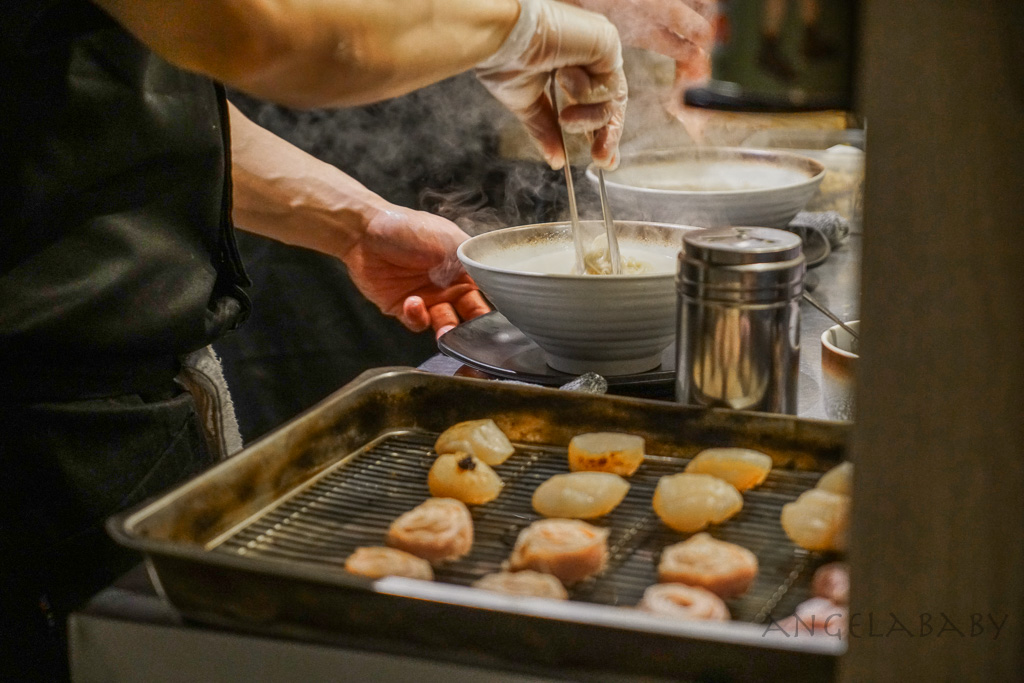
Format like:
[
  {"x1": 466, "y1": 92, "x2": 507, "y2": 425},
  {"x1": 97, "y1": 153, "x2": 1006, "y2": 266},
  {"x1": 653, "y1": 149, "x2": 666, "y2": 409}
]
[{"x1": 821, "y1": 321, "x2": 860, "y2": 421}]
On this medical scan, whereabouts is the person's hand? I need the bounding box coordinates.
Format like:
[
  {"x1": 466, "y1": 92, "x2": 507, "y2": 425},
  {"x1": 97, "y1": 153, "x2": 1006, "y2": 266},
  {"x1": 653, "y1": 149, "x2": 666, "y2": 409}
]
[
  {"x1": 226, "y1": 102, "x2": 487, "y2": 339},
  {"x1": 568, "y1": 0, "x2": 716, "y2": 84},
  {"x1": 475, "y1": 0, "x2": 628, "y2": 170},
  {"x1": 339, "y1": 207, "x2": 491, "y2": 339}
]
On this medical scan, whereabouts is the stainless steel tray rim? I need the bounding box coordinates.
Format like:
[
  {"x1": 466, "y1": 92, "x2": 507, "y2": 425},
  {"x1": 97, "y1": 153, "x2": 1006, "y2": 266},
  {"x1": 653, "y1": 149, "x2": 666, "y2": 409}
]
[
  {"x1": 122, "y1": 530, "x2": 844, "y2": 658},
  {"x1": 377, "y1": 576, "x2": 845, "y2": 656}
]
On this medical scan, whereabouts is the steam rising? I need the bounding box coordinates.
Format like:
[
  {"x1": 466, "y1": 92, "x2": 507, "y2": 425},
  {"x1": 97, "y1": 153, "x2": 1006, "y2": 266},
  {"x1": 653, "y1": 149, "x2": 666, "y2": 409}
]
[
  {"x1": 230, "y1": 74, "x2": 583, "y2": 235},
  {"x1": 229, "y1": 52, "x2": 708, "y2": 240},
  {"x1": 229, "y1": 70, "x2": 647, "y2": 237}
]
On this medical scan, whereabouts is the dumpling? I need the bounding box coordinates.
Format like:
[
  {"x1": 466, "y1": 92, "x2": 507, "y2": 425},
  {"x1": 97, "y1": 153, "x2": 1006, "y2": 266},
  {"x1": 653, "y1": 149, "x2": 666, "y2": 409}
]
[
  {"x1": 506, "y1": 518, "x2": 609, "y2": 585},
  {"x1": 652, "y1": 473, "x2": 743, "y2": 533},
  {"x1": 684, "y1": 447, "x2": 772, "y2": 491},
  {"x1": 387, "y1": 498, "x2": 474, "y2": 564},
  {"x1": 637, "y1": 583, "x2": 730, "y2": 621},
  {"x1": 657, "y1": 533, "x2": 758, "y2": 598},
  {"x1": 532, "y1": 472, "x2": 629, "y2": 519},
  {"x1": 344, "y1": 546, "x2": 434, "y2": 581},
  {"x1": 567, "y1": 432, "x2": 645, "y2": 476},
  {"x1": 428, "y1": 453, "x2": 503, "y2": 505},
  {"x1": 780, "y1": 489, "x2": 850, "y2": 553},
  {"x1": 471, "y1": 570, "x2": 569, "y2": 600},
  {"x1": 434, "y1": 419, "x2": 515, "y2": 466}
]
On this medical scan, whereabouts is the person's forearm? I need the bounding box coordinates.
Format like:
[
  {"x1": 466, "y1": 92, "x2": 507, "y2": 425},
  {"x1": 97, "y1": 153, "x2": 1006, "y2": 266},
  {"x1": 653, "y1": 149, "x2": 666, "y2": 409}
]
[
  {"x1": 91, "y1": 0, "x2": 520, "y2": 108},
  {"x1": 227, "y1": 102, "x2": 381, "y2": 256}
]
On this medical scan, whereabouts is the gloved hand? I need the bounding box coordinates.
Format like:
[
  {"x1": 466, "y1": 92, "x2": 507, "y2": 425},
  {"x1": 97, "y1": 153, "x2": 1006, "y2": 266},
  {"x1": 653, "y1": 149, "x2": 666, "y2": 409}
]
[
  {"x1": 569, "y1": 0, "x2": 716, "y2": 84},
  {"x1": 340, "y1": 206, "x2": 491, "y2": 339},
  {"x1": 475, "y1": 0, "x2": 628, "y2": 170}
]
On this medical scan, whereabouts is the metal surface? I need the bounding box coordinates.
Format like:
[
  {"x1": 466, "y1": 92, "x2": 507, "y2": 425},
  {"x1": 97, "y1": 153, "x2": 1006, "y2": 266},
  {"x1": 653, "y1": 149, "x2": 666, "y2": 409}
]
[
  {"x1": 595, "y1": 166, "x2": 623, "y2": 274},
  {"x1": 216, "y1": 430, "x2": 819, "y2": 621},
  {"x1": 676, "y1": 227, "x2": 806, "y2": 414},
  {"x1": 548, "y1": 77, "x2": 585, "y2": 274},
  {"x1": 108, "y1": 368, "x2": 848, "y2": 681}
]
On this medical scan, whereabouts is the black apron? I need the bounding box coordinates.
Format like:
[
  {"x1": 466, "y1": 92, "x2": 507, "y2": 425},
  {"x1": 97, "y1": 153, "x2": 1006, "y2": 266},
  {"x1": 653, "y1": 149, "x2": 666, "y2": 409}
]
[{"x1": 0, "y1": 3, "x2": 250, "y2": 679}]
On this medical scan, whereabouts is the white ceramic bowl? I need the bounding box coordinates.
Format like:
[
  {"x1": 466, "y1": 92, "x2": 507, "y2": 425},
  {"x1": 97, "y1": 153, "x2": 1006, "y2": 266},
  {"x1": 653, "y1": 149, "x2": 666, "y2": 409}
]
[
  {"x1": 457, "y1": 221, "x2": 698, "y2": 376},
  {"x1": 586, "y1": 147, "x2": 825, "y2": 229}
]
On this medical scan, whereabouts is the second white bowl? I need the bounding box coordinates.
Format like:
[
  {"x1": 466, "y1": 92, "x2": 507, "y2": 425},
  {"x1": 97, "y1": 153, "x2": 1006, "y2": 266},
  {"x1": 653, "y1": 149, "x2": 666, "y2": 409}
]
[{"x1": 586, "y1": 147, "x2": 825, "y2": 229}]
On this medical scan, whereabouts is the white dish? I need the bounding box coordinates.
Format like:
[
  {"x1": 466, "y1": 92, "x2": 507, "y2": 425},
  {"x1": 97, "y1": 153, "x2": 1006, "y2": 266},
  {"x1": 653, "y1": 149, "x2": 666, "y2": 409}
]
[
  {"x1": 586, "y1": 147, "x2": 825, "y2": 229},
  {"x1": 437, "y1": 311, "x2": 676, "y2": 390}
]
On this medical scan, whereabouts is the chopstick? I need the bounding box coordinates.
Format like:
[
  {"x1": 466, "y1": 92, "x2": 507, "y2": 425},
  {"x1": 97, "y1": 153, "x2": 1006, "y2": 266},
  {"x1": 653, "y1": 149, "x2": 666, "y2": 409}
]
[{"x1": 548, "y1": 75, "x2": 586, "y2": 275}]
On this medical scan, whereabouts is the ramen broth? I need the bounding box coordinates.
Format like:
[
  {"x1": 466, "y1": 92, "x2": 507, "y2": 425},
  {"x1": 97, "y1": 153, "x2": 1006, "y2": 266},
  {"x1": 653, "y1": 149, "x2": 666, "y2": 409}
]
[{"x1": 504, "y1": 242, "x2": 677, "y2": 275}]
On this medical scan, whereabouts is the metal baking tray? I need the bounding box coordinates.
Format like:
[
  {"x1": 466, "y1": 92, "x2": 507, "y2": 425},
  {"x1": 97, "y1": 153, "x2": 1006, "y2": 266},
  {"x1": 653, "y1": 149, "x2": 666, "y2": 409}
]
[{"x1": 108, "y1": 367, "x2": 850, "y2": 681}]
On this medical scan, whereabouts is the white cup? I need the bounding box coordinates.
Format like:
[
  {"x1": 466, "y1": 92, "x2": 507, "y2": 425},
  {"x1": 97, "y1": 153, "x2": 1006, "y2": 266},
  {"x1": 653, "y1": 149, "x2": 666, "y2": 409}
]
[{"x1": 821, "y1": 321, "x2": 859, "y2": 420}]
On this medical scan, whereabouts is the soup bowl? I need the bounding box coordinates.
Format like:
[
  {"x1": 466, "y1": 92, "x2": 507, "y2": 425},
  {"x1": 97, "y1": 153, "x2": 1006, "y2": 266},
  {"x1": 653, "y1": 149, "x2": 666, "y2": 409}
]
[
  {"x1": 586, "y1": 147, "x2": 825, "y2": 229},
  {"x1": 457, "y1": 220, "x2": 698, "y2": 376}
]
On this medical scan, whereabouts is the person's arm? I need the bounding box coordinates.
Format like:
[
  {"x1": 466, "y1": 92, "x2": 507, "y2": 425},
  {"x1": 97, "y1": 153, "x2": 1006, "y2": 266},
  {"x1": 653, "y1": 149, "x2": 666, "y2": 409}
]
[
  {"x1": 228, "y1": 102, "x2": 489, "y2": 337},
  {"x1": 90, "y1": 0, "x2": 520, "y2": 108},
  {"x1": 92, "y1": 0, "x2": 627, "y2": 168}
]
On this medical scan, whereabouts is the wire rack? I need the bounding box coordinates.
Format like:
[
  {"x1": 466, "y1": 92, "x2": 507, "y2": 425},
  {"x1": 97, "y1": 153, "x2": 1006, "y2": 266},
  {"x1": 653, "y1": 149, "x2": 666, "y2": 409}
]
[{"x1": 214, "y1": 429, "x2": 828, "y2": 623}]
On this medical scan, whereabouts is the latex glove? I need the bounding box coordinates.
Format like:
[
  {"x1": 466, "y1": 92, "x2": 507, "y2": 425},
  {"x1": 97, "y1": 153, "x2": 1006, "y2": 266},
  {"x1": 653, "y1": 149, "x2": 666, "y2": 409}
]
[
  {"x1": 341, "y1": 207, "x2": 491, "y2": 339},
  {"x1": 475, "y1": 0, "x2": 628, "y2": 170},
  {"x1": 569, "y1": 0, "x2": 715, "y2": 84}
]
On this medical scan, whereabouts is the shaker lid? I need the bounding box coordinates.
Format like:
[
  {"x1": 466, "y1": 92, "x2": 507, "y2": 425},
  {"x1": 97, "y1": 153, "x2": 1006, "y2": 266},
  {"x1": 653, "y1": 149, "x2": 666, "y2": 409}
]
[{"x1": 682, "y1": 227, "x2": 803, "y2": 266}]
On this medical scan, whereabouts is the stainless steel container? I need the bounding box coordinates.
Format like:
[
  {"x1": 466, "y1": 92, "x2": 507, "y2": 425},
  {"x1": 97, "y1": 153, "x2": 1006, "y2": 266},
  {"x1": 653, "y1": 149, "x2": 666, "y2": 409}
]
[{"x1": 676, "y1": 227, "x2": 805, "y2": 413}]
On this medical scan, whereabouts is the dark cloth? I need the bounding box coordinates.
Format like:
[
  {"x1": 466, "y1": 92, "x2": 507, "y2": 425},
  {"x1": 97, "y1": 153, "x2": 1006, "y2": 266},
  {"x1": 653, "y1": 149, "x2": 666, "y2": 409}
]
[
  {"x1": 0, "y1": 389, "x2": 215, "y2": 682},
  {"x1": 1, "y1": 1, "x2": 249, "y2": 680},
  {"x1": 0, "y1": 0, "x2": 250, "y2": 401}
]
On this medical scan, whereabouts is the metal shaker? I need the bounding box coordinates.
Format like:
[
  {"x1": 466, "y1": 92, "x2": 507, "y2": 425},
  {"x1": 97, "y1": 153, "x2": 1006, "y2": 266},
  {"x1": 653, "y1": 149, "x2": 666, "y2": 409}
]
[{"x1": 675, "y1": 227, "x2": 805, "y2": 414}]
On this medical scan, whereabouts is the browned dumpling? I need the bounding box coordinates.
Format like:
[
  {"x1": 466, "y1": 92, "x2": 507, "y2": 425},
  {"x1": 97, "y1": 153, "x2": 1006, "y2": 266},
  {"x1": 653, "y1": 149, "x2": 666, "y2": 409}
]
[
  {"x1": 387, "y1": 498, "x2": 474, "y2": 565},
  {"x1": 472, "y1": 570, "x2": 569, "y2": 600},
  {"x1": 567, "y1": 432, "x2": 645, "y2": 476},
  {"x1": 657, "y1": 533, "x2": 758, "y2": 598},
  {"x1": 637, "y1": 583, "x2": 730, "y2": 621},
  {"x1": 344, "y1": 546, "x2": 434, "y2": 581},
  {"x1": 506, "y1": 518, "x2": 609, "y2": 585}
]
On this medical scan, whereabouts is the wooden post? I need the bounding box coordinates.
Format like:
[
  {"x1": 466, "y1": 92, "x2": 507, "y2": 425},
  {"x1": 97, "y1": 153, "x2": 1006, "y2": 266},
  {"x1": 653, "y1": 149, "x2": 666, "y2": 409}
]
[{"x1": 842, "y1": 1, "x2": 1024, "y2": 679}]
